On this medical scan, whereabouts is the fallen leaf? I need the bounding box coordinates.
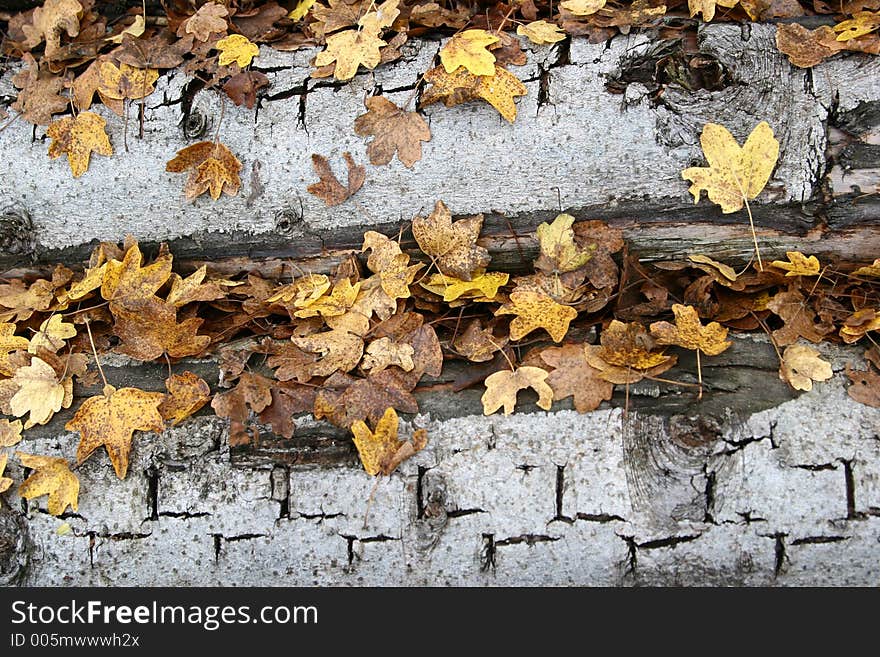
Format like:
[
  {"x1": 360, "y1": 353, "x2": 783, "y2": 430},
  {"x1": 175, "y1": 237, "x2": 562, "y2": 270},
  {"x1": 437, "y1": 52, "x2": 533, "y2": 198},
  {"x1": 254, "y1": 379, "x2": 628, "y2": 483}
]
[
  {"x1": 453, "y1": 319, "x2": 507, "y2": 362},
  {"x1": 29, "y1": 315, "x2": 76, "y2": 354},
  {"x1": 101, "y1": 242, "x2": 171, "y2": 312},
  {"x1": 314, "y1": 28, "x2": 386, "y2": 81},
  {"x1": 560, "y1": 0, "x2": 606, "y2": 14},
  {"x1": 688, "y1": 0, "x2": 738, "y2": 21},
  {"x1": 840, "y1": 309, "x2": 880, "y2": 343},
  {"x1": 771, "y1": 251, "x2": 821, "y2": 276},
  {"x1": 180, "y1": 2, "x2": 229, "y2": 42},
  {"x1": 421, "y1": 64, "x2": 528, "y2": 123},
  {"x1": 0, "y1": 453, "x2": 12, "y2": 498},
  {"x1": 307, "y1": 152, "x2": 365, "y2": 206},
  {"x1": 266, "y1": 342, "x2": 317, "y2": 383},
  {"x1": 362, "y1": 337, "x2": 415, "y2": 373},
  {"x1": 585, "y1": 344, "x2": 676, "y2": 384},
  {"x1": 210, "y1": 372, "x2": 273, "y2": 425},
  {"x1": 535, "y1": 213, "x2": 595, "y2": 274},
  {"x1": 159, "y1": 372, "x2": 211, "y2": 425},
  {"x1": 357, "y1": 0, "x2": 401, "y2": 34},
  {"x1": 16, "y1": 452, "x2": 79, "y2": 515},
  {"x1": 354, "y1": 96, "x2": 431, "y2": 168},
  {"x1": 166, "y1": 266, "x2": 230, "y2": 307},
  {"x1": 833, "y1": 11, "x2": 880, "y2": 40},
  {"x1": 361, "y1": 232, "x2": 424, "y2": 300},
  {"x1": 67, "y1": 384, "x2": 165, "y2": 479},
  {"x1": 412, "y1": 200, "x2": 490, "y2": 280},
  {"x1": 166, "y1": 141, "x2": 242, "y2": 200},
  {"x1": 117, "y1": 31, "x2": 193, "y2": 69},
  {"x1": 481, "y1": 366, "x2": 554, "y2": 415},
  {"x1": 46, "y1": 112, "x2": 113, "y2": 178},
  {"x1": 0, "y1": 323, "x2": 30, "y2": 376},
  {"x1": 540, "y1": 344, "x2": 613, "y2": 412},
  {"x1": 780, "y1": 344, "x2": 833, "y2": 391},
  {"x1": 495, "y1": 289, "x2": 578, "y2": 342},
  {"x1": 0, "y1": 419, "x2": 23, "y2": 447},
  {"x1": 420, "y1": 272, "x2": 509, "y2": 302},
  {"x1": 258, "y1": 384, "x2": 316, "y2": 438},
  {"x1": 0, "y1": 279, "x2": 54, "y2": 323},
  {"x1": 439, "y1": 29, "x2": 499, "y2": 76},
  {"x1": 351, "y1": 407, "x2": 427, "y2": 476},
  {"x1": 11, "y1": 55, "x2": 69, "y2": 125},
  {"x1": 97, "y1": 61, "x2": 159, "y2": 108},
  {"x1": 9, "y1": 357, "x2": 66, "y2": 428},
  {"x1": 289, "y1": 0, "x2": 318, "y2": 20},
  {"x1": 216, "y1": 34, "x2": 260, "y2": 67},
  {"x1": 649, "y1": 304, "x2": 731, "y2": 355},
  {"x1": 598, "y1": 320, "x2": 673, "y2": 370},
  {"x1": 112, "y1": 301, "x2": 211, "y2": 360},
  {"x1": 767, "y1": 288, "x2": 831, "y2": 345},
  {"x1": 853, "y1": 258, "x2": 880, "y2": 277},
  {"x1": 517, "y1": 20, "x2": 567, "y2": 45},
  {"x1": 21, "y1": 0, "x2": 82, "y2": 58},
  {"x1": 293, "y1": 328, "x2": 364, "y2": 376},
  {"x1": 106, "y1": 14, "x2": 146, "y2": 44},
  {"x1": 687, "y1": 254, "x2": 738, "y2": 282},
  {"x1": 292, "y1": 278, "x2": 361, "y2": 319},
  {"x1": 314, "y1": 370, "x2": 418, "y2": 429},
  {"x1": 222, "y1": 71, "x2": 269, "y2": 108},
  {"x1": 66, "y1": 262, "x2": 108, "y2": 301},
  {"x1": 682, "y1": 121, "x2": 780, "y2": 214},
  {"x1": 846, "y1": 364, "x2": 880, "y2": 407},
  {"x1": 774, "y1": 23, "x2": 880, "y2": 68}
]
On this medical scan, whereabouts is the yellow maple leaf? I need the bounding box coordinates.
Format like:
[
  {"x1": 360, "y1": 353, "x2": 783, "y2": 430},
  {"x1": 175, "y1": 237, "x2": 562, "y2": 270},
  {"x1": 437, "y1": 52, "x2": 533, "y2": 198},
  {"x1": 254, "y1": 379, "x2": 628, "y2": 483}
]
[
  {"x1": 421, "y1": 272, "x2": 509, "y2": 302},
  {"x1": 166, "y1": 141, "x2": 242, "y2": 200},
  {"x1": 29, "y1": 315, "x2": 76, "y2": 354},
  {"x1": 293, "y1": 329, "x2": 364, "y2": 376},
  {"x1": 560, "y1": 0, "x2": 606, "y2": 15},
  {"x1": 9, "y1": 357, "x2": 65, "y2": 428},
  {"x1": 440, "y1": 29, "x2": 500, "y2": 76},
  {"x1": 357, "y1": 0, "x2": 401, "y2": 34},
  {"x1": 314, "y1": 29, "x2": 386, "y2": 81},
  {"x1": 216, "y1": 34, "x2": 260, "y2": 67},
  {"x1": 351, "y1": 407, "x2": 427, "y2": 476},
  {"x1": 107, "y1": 14, "x2": 145, "y2": 44},
  {"x1": 421, "y1": 64, "x2": 528, "y2": 123},
  {"x1": 16, "y1": 452, "x2": 79, "y2": 516},
  {"x1": 597, "y1": 320, "x2": 673, "y2": 370},
  {"x1": 267, "y1": 274, "x2": 332, "y2": 308},
  {"x1": 852, "y1": 259, "x2": 880, "y2": 278},
  {"x1": 66, "y1": 262, "x2": 107, "y2": 301},
  {"x1": 98, "y1": 61, "x2": 158, "y2": 101},
  {"x1": 481, "y1": 366, "x2": 554, "y2": 416},
  {"x1": 779, "y1": 344, "x2": 832, "y2": 391},
  {"x1": 412, "y1": 200, "x2": 490, "y2": 280},
  {"x1": 289, "y1": 0, "x2": 317, "y2": 20},
  {"x1": 46, "y1": 112, "x2": 113, "y2": 178},
  {"x1": 688, "y1": 254, "x2": 738, "y2": 282},
  {"x1": 293, "y1": 278, "x2": 361, "y2": 319},
  {"x1": 681, "y1": 121, "x2": 779, "y2": 214},
  {"x1": 21, "y1": 0, "x2": 82, "y2": 58},
  {"x1": 101, "y1": 242, "x2": 172, "y2": 312},
  {"x1": 66, "y1": 384, "x2": 165, "y2": 479},
  {"x1": 688, "y1": 0, "x2": 738, "y2": 22},
  {"x1": 650, "y1": 304, "x2": 731, "y2": 355},
  {"x1": 834, "y1": 11, "x2": 880, "y2": 41},
  {"x1": 517, "y1": 20, "x2": 567, "y2": 45},
  {"x1": 495, "y1": 289, "x2": 578, "y2": 342},
  {"x1": 535, "y1": 213, "x2": 595, "y2": 274},
  {"x1": 158, "y1": 371, "x2": 211, "y2": 426},
  {"x1": 0, "y1": 419, "x2": 23, "y2": 447},
  {"x1": 0, "y1": 323, "x2": 30, "y2": 376},
  {"x1": 771, "y1": 251, "x2": 820, "y2": 277}
]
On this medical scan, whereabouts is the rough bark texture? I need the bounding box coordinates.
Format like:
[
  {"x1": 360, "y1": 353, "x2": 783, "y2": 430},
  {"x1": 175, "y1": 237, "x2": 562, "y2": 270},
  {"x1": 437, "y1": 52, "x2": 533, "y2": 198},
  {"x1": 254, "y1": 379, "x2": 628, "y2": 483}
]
[{"x1": 1, "y1": 24, "x2": 880, "y2": 586}]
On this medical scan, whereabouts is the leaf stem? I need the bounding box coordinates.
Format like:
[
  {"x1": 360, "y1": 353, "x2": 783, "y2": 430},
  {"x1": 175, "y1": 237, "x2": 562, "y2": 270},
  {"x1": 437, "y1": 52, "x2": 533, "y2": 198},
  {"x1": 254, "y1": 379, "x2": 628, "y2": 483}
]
[{"x1": 84, "y1": 318, "x2": 108, "y2": 389}]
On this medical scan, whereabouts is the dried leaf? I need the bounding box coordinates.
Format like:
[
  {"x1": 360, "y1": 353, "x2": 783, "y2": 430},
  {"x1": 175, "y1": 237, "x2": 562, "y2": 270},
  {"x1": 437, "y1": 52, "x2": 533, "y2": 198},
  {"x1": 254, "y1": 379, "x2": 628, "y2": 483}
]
[
  {"x1": 289, "y1": 0, "x2": 318, "y2": 20},
  {"x1": 9, "y1": 357, "x2": 66, "y2": 429},
  {"x1": 0, "y1": 453, "x2": 12, "y2": 499},
  {"x1": 780, "y1": 344, "x2": 832, "y2": 391},
  {"x1": 106, "y1": 14, "x2": 146, "y2": 44},
  {"x1": 481, "y1": 366, "x2": 554, "y2": 415},
  {"x1": 362, "y1": 337, "x2": 415, "y2": 373},
  {"x1": 292, "y1": 278, "x2": 361, "y2": 319},
  {"x1": 688, "y1": 254, "x2": 738, "y2": 282},
  {"x1": 267, "y1": 342, "x2": 317, "y2": 383},
  {"x1": 29, "y1": 315, "x2": 76, "y2": 354},
  {"x1": 598, "y1": 320, "x2": 673, "y2": 370},
  {"x1": 560, "y1": 0, "x2": 606, "y2": 15},
  {"x1": 0, "y1": 419, "x2": 23, "y2": 447},
  {"x1": 222, "y1": 71, "x2": 269, "y2": 108},
  {"x1": 11, "y1": 55, "x2": 69, "y2": 125},
  {"x1": 0, "y1": 324, "x2": 30, "y2": 376},
  {"x1": 293, "y1": 328, "x2": 364, "y2": 376},
  {"x1": 97, "y1": 62, "x2": 158, "y2": 104},
  {"x1": 166, "y1": 141, "x2": 242, "y2": 200},
  {"x1": 112, "y1": 300, "x2": 211, "y2": 360},
  {"x1": 771, "y1": 251, "x2": 821, "y2": 277},
  {"x1": 351, "y1": 407, "x2": 427, "y2": 476},
  {"x1": 412, "y1": 200, "x2": 490, "y2": 280},
  {"x1": 767, "y1": 288, "x2": 831, "y2": 346},
  {"x1": 846, "y1": 364, "x2": 880, "y2": 407},
  {"x1": 307, "y1": 152, "x2": 365, "y2": 206},
  {"x1": 21, "y1": 0, "x2": 82, "y2": 58},
  {"x1": 46, "y1": 112, "x2": 113, "y2": 178},
  {"x1": 210, "y1": 373, "x2": 273, "y2": 424},
  {"x1": 258, "y1": 384, "x2": 316, "y2": 439},
  {"x1": 354, "y1": 96, "x2": 431, "y2": 168},
  {"x1": 496, "y1": 290, "x2": 578, "y2": 342},
  {"x1": 313, "y1": 370, "x2": 418, "y2": 428},
  {"x1": 649, "y1": 304, "x2": 731, "y2": 355},
  {"x1": 420, "y1": 272, "x2": 509, "y2": 302},
  {"x1": 682, "y1": 121, "x2": 780, "y2": 214},
  {"x1": 180, "y1": 2, "x2": 229, "y2": 42},
  {"x1": 216, "y1": 34, "x2": 260, "y2": 67},
  {"x1": 159, "y1": 372, "x2": 211, "y2": 425},
  {"x1": 517, "y1": 20, "x2": 567, "y2": 45},
  {"x1": 0, "y1": 279, "x2": 54, "y2": 323},
  {"x1": 540, "y1": 344, "x2": 613, "y2": 412},
  {"x1": 439, "y1": 29, "x2": 499, "y2": 76},
  {"x1": 16, "y1": 452, "x2": 79, "y2": 516},
  {"x1": 314, "y1": 28, "x2": 386, "y2": 81},
  {"x1": 833, "y1": 11, "x2": 880, "y2": 40},
  {"x1": 853, "y1": 258, "x2": 880, "y2": 277},
  {"x1": 453, "y1": 319, "x2": 507, "y2": 362},
  {"x1": 67, "y1": 384, "x2": 165, "y2": 479},
  {"x1": 535, "y1": 213, "x2": 595, "y2": 274},
  {"x1": 688, "y1": 0, "x2": 738, "y2": 21},
  {"x1": 421, "y1": 64, "x2": 528, "y2": 123}
]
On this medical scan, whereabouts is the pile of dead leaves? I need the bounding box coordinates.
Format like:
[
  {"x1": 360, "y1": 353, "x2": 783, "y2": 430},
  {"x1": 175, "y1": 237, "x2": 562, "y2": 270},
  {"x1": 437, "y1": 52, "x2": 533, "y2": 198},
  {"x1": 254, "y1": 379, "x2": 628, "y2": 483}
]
[
  {"x1": 2, "y1": 190, "x2": 880, "y2": 514},
  {"x1": 1, "y1": 0, "x2": 877, "y2": 185}
]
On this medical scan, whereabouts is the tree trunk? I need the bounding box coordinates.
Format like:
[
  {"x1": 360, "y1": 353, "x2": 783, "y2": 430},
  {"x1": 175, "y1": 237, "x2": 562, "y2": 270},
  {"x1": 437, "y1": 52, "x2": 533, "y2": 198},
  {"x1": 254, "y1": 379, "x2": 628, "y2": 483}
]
[{"x1": 1, "y1": 24, "x2": 879, "y2": 586}]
